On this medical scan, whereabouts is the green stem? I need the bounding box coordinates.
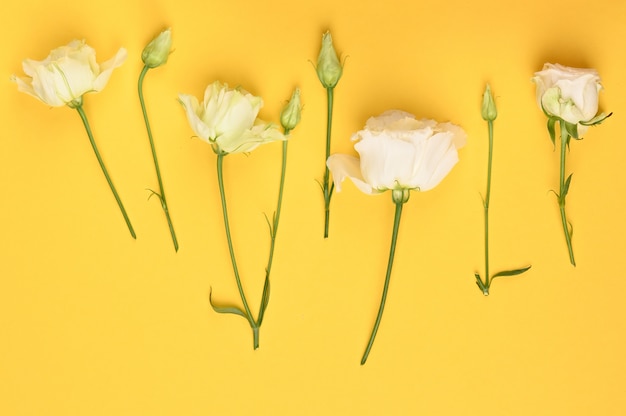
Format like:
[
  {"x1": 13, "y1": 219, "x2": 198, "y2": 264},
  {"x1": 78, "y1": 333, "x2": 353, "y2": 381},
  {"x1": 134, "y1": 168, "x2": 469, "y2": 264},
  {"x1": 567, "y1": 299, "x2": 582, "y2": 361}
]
[
  {"x1": 138, "y1": 65, "x2": 179, "y2": 251},
  {"x1": 558, "y1": 123, "x2": 576, "y2": 266},
  {"x1": 361, "y1": 200, "x2": 404, "y2": 365},
  {"x1": 216, "y1": 153, "x2": 258, "y2": 348},
  {"x1": 75, "y1": 105, "x2": 136, "y2": 239},
  {"x1": 264, "y1": 138, "x2": 289, "y2": 284},
  {"x1": 323, "y1": 87, "x2": 334, "y2": 238},
  {"x1": 482, "y1": 120, "x2": 494, "y2": 294}
]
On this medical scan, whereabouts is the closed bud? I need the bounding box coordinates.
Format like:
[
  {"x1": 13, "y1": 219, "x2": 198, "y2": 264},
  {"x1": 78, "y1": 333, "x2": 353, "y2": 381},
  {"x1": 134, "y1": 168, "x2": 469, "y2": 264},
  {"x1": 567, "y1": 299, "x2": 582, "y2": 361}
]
[
  {"x1": 315, "y1": 31, "x2": 343, "y2": 88},
  {"x1": 481, "y1": 84, "x2": 497, "y2": 121},
  {"x1": 280, "y1": 88, "x2": 302, "y2": 132},
  {"x1": 142, "y1": 28, "x2": 172, "y2": 68}
]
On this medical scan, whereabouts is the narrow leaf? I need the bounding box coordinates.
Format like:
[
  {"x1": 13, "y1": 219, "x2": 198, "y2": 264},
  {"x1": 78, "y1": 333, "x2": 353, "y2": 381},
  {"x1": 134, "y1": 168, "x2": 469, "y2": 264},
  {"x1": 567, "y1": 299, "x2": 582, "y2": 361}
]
[
  {"x1": 209, "y1": 288, "x2": 247, "y2": 318},
  {"x1": 562, "y1": 173, "x2": 573, "y2": 199},
  {"x1": 492, "y1": 265, "x2": 532, "y2": 279},
  {"x1": 263, "y1": 212, "x2": 273, "y2": 235},
  {"x1": 547, "y1": 118, "x2": 557, "y2": 148},
  {"x1": 257, "y1": 275, "x2": 271, "y2": 325},
  {"x1": 474, "y1": 273, "x2": 489, "y2": 296}
]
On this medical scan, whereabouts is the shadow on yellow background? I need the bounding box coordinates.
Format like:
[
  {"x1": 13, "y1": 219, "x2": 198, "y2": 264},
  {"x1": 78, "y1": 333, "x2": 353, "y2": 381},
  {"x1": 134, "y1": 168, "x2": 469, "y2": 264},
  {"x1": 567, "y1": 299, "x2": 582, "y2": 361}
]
[{"x1": 1, "y1": 0, "x2": 625, "y2": 414}]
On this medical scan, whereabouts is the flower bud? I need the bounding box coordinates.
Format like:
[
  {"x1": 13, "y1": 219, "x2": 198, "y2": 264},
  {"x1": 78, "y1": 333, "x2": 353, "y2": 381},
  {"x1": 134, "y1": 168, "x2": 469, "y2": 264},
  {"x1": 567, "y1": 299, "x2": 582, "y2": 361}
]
[
  {"x1": 392, "y1": 188, "x2": 410, "y2": 204},
  {"x1": 280, "y1": 88, "x2": 302, "y2": 132},
  {"x1": 142, "y1": 28, "x2": 172, "y2": 68},
  {"x1": 316, "y1": 31, "x2": 343, "y2": 88},
  {"x1": 481, "y1": 84, "x2": 497, "y2": 121}
]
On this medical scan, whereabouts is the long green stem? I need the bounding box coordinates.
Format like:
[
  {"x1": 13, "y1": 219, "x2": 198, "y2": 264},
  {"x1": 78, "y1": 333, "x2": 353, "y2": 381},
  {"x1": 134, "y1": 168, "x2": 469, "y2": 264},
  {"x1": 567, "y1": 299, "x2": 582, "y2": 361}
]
[
  {"x1": 482, "y1": 120, "x2": 494, "y2": 293},
  {"x1": 558, "y1": 124, "x2": 576, "y2": 266},
  {"x1": 138, "y1": 65, "x2": 178, "y2": 251},
  {"x1": 361, "y1": 201, "x2": 404, "y2": 365},
  {"x1": 216, "y1": 153, "x2": 258, "y2": 348},
  {"x1": 323, "y1": 87, "x2": 334, "y2": 238},
  {"x1": 264, "y1": 139, "x2": 289, "y2": 283},
  {"x1": 75, "y1": 105, "x2": 136, "y2": 239}
]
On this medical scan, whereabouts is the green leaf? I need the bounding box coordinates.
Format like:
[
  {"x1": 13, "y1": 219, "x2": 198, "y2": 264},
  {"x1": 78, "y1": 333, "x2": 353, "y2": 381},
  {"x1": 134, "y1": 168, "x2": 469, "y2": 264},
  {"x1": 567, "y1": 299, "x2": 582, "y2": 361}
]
[
  {"x1": 263, "y1": 212, "x2": 276, "y2": 237},
  {"x1": 562, "y1": 173, "x2": 573, "y2": 199},
  {"x1": 257, "y1": 275, "x2": 271, "y2": 326},
  {"x1": 209, "y1": 288, "x2": 247, "y2": 319},
  {"x1": 547, "y1": 118, "x2": 557, "y2": 148},
  {"x1": 563, "y1": 121, "x2": 579, "y2": 139},
  {"x1": 474, "y1": 273, "x2": 489, "y2": 295},
  {"x1": 315, "y1": 179, "x2": 324, "y2": 192},
  {"x1": 492, "y1": 265, "x2": 532, "y2": 279}
]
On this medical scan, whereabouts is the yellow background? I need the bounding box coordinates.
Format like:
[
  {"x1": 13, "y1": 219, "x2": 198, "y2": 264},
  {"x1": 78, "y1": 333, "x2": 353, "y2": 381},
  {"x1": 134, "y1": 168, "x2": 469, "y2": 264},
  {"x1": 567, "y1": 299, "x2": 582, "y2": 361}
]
[{"x1": 1, "y1": 0, "x2": 625, "y2": 414}]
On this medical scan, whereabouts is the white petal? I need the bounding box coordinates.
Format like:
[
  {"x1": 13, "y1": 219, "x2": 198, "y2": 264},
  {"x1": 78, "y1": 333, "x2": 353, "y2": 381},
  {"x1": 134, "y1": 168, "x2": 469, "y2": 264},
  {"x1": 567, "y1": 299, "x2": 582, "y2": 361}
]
[
  {"x1": 355, "y1": 133, "x2": 416, "y2": 190},
  {"x1": 178, "y1": 93, "x2": 212, "y2": 142},
  {"x1": 326, "y1": 153, "x2": 376, "y2": 195},
  {"x1": 92, "y1": 47, "x2": 127, "y2": 92}
]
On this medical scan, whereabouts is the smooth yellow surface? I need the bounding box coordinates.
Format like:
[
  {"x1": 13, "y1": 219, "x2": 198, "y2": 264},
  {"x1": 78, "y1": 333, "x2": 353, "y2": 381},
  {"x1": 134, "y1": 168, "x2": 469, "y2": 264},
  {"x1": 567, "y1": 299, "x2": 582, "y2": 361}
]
[{"x1": 1, "y1": 0, "x2": 625, "y2": 415}]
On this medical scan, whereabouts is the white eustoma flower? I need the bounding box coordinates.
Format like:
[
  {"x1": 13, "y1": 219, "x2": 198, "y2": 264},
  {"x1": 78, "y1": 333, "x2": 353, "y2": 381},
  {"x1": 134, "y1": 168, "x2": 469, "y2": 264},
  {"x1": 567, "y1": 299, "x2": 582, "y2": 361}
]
[
  {"x1": 11, "y1": 40, "x2": 127, "y2": 108},
  {"x1": 179, "y1": 81, "x2": 285, "y2": 154},
  {"x1": 327, "y1": 110, "x2": 466, "y2": 196},
  {"x1": 532, "y1": 63, "x2": 603, "y2": 126}
]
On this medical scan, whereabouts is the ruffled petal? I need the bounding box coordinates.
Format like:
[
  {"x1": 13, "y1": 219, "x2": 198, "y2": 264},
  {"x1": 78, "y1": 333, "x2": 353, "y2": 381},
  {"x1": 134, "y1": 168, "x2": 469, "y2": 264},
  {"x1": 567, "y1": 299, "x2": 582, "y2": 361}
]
[
  {"x1": 92, "y1": 47, "x2": 127, "y2": 92},
  {"x1": 326, "y1": 153, "x2": 376, "y2": 195},
  {"x1": 178, "y1": 93, "x2": 211, "y2": 143},
  {"x1": 355, "y1": 133, "x2": 416, "y2": 190}
]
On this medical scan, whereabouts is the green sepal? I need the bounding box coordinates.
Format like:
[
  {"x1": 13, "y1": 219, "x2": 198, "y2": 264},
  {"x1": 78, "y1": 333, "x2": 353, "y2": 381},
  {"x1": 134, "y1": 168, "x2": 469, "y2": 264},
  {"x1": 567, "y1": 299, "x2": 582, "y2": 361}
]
[
  {"x1": 257, "y1": 275, "x2": 271, "y2": 326},
  {"x1": 491, "y1": 265, "x2": 532, "y2": 279},
  {"x1": 547, "y1": 117, "x2": 557, "y2": 148},
  {"x1": 209, "y1": 288, "x2": 247, "y2": 319},
  {"x1": 580, "y1": 112, "x2": 613, "y2": 126},
  {"x1": 563, "y1": 120, "x2": 579, "y2": 139}
]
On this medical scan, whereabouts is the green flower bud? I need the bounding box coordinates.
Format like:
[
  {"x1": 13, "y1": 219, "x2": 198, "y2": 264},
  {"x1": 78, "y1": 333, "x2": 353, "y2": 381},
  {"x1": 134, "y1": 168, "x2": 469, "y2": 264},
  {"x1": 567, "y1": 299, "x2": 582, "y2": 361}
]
[
  {"x1": 280, "y1": 88, "x2": 302, "y2": 132},
  {"x1": 392, "y1": 188, "x2": 410, "y2": 204},
  {"x1": 316, "y1": 31, "x2": 343, "y2": 88},
  {"x1": 481, "y1": 84, "x2": 497, "y2": 121},
  {"x1": 142, "y1": 28, "x2": 172, "y2": 68}
]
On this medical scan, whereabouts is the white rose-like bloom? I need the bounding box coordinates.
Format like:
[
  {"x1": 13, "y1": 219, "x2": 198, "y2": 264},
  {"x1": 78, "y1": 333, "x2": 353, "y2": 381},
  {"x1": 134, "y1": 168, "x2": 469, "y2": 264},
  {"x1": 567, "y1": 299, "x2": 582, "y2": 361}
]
[
  {"x1": 179, "y1": 81, "x2": 285, "y2": 154},
  {"x1": 327, "y1": 110, "x2": 466, "y2": 196},
  {"x1": 532, "y1": 63, "x2": 603, "y2": 126},
  {"x1": 11, "y1": 40, "x2": 127, "y2": 108}
]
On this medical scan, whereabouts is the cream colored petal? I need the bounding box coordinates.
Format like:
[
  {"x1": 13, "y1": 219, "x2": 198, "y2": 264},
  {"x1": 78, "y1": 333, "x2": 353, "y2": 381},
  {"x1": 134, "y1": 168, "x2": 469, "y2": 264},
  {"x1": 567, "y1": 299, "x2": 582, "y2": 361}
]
[
  {"x1": 220, "y1": 121, "x2": 284, "y2": 154},
  {"x1": 92, "y1": 47, "x2": 127, "y2": 92},
  {"x1": 436, "y1": 122, "x2": 467, "y2": 149},
  {"x1": 29, "y1": 64, "x2": 69, "y2": 106},
  {"x1": 51, "y1": 57, "x2": 97, "y2": 100},
  {"x1": 364, "y1": 109, "x2": 416, "y2": 131},
  {"x1": 326, "y1": 153, "x2": 376, "y2": 195},
  {"x1": 178, "y1": 93, "x2": 212, "y2": 142},
  {"x1": 418, "y1": 135, "x2": 460, "y2": 191},
  {"x1": 355, "y1": 133, "x2": 416, "y2": 190}
]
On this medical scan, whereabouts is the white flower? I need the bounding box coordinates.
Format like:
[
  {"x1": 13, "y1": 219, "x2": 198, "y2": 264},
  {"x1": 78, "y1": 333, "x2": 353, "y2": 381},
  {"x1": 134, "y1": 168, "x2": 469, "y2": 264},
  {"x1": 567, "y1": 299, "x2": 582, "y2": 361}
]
[
  {"x1": 532, "y1": 63, "x2": 603, "y2": 126},
  {"x1": 179, "y1": 81, "x2": 285, "y2": 154},
  {"x1": 11, "y1": 40, "x2": 127, "y2": 108},
  {"x1": 327, "y1": 110, "x2": 466, "y2": 196}
]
